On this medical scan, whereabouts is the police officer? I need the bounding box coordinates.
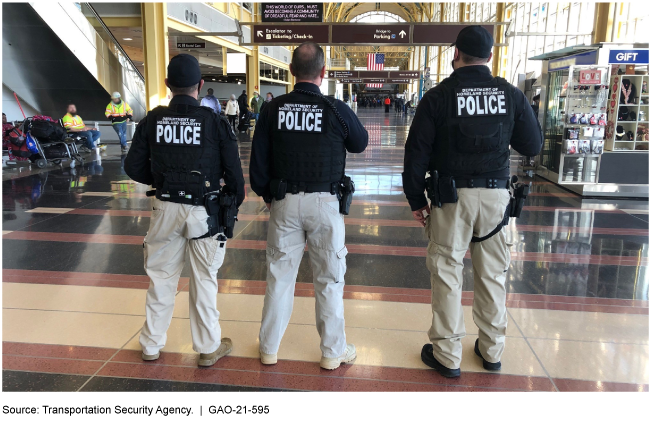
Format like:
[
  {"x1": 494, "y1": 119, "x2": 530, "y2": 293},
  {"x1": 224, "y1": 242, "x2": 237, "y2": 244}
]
[
  {"x1": 125, "y1": 54, "x2": 245, "y2": 367},
  {"x1": 250, "y1": 42, "x2": 368, "y2": 370},
  {"x1": 402, "y1": 26, "x2": 542, "y2": 378}
]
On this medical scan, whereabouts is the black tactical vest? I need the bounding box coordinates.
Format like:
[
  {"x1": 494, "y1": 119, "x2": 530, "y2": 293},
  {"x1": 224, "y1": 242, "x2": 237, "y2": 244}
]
[
  {"x1": 146, "y1": 103, "x2": 222, "y2": 205},
  {"x1": 431, "y1": 76, "x2": 515, "y2": 178},
  {"x1": 269, "y1": 91, "x2": 346, "y2": 185}
]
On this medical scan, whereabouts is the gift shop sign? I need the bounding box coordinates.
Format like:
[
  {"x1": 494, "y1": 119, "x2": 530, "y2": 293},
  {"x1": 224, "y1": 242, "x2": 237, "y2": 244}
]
[{"x1": 608, "y1": 49, "x2": 649, "y2": 64}]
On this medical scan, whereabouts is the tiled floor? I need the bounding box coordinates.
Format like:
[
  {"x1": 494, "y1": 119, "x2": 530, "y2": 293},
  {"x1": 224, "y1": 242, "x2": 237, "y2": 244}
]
[{"x1": 2, "y1": 108, "x2": 648, "y2": 392}]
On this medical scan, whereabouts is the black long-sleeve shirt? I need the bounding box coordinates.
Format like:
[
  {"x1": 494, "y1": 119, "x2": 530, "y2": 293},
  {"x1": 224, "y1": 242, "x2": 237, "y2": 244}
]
[
  {"x1": 250, "y1": 82, "x2": 369, "y2": 201},
  {"x1": 402, "y1": 65, "x2": 543, "y2": 211},
  {"x1": 124, "y1": 95, "x2": 246, "y2": 206}
]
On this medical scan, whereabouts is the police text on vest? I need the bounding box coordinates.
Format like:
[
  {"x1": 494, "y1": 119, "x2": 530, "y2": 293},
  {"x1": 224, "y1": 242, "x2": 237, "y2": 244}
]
[
  {"x1": 156, "y1": 116, "x2": 202, "y2": 145},
  {"x1": 277, "y1": 103, "x2": 324, "y2": 133},
  {"x1": 456, "y1": 87, "x2": 507, "y2": 117}
]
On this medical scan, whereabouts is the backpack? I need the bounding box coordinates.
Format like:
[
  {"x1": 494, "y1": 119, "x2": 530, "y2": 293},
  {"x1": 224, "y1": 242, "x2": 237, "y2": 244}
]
[
  {"x1": 25, "y1": 133, "x2": 40, "y2": 154},
  {"x1": 5, "y1": 126, "x2": 26, "y2": 147},
  {"x1": 30, "y1": 119, "x2": 67, "y2": 141}
]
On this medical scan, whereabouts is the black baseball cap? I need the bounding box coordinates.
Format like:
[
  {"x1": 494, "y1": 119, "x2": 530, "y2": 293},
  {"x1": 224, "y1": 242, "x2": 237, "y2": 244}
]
[
  {"x1": 167, "y1": 54, "x2": 202, "y2": 88},
  {"x1": 452, "y1": 25, "x2": 494, "y2": 59}
]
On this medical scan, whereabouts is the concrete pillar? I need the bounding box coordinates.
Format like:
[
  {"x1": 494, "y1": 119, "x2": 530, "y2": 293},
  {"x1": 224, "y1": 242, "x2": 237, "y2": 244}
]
[{"x1": 141, "y1": 2, "x2": 169, "y2": 109}]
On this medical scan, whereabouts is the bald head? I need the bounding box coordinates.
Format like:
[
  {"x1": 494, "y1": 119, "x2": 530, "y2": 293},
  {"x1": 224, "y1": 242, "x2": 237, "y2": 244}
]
[{"x1": 291, "y1": 42, "x2": 325, "y2": 82}]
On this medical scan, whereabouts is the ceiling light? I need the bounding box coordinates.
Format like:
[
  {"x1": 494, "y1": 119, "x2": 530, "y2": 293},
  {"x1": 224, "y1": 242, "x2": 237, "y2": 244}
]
[
  {"x1": 237, "y1": 81, "x2": 241, "y2": 85},
  {"x1": 123, "y1": 38, "x2": 133, "y2": 41}
]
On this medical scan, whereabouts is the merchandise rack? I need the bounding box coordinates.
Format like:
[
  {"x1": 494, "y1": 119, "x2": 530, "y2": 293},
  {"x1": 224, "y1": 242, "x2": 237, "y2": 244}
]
[
  {"x1": 605, "y1": 71, "x2": 649, "y2": 151},
  {"x1": 541, "y1": 64, "x2": 610, "y2": 185}
]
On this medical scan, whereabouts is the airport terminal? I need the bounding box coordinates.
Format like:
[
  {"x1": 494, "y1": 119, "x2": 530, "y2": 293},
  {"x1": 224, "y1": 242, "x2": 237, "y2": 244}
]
[{"x1": 2, "y1": 2, "x2": 649, "y2": 393}]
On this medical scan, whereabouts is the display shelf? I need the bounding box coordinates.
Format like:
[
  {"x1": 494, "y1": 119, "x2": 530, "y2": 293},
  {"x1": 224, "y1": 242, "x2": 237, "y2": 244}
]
[
  {"x1": 605, "y1": 71, "x2": 649, "y2": 151},
  {"x1": 541, "y1": 64, "x2": 610, "y2": 184}
]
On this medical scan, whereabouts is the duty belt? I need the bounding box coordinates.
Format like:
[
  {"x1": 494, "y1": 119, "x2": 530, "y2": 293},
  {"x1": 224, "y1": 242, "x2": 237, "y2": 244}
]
[
  {"x1": 455, "y1": 178, "x2": 509, "y2": 189},
  {"x1": 287, "y1": 182, "x2": 338, "y2": 195}
]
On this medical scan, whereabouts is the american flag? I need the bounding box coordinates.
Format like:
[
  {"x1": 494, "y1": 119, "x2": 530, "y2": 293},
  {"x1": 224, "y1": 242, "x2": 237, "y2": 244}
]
[{"x1": 367, "y1": 53, "x2": 384, "y2": 88}]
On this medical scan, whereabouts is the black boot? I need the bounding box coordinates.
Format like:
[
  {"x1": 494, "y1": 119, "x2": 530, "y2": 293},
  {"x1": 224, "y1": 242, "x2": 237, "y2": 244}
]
[
  {"x1": 420, "y1": 344, "x2": 460, "y2": 378},
  {"x1": 474, "y1": 339, "x2": 501, "y2": 371}
]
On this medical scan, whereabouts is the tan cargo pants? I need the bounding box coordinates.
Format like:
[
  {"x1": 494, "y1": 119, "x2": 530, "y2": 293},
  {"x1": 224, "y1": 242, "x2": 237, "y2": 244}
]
[
  {"x1": 425, "y1": 188, "x2": 511, "y2": 370},
  {"x1": 139, "y1": 198, "x2": 227, "y2": 356},
  {"x1": 259, "y1": 192, "x2": 348, "y2": 358}
]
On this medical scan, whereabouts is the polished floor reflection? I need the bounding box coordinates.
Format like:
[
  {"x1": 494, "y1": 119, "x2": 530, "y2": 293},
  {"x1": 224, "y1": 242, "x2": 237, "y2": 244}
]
[{"x1": 2, "y1": 107, "x2": 648, "y2": 392}]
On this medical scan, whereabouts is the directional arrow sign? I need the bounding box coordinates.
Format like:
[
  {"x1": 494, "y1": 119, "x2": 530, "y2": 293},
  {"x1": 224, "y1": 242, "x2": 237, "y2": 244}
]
[
  {"x1": 331, "y1": 24, "x2": 410, "y2": 44},
  {"x1": 327, "y1": 70, "x2": 359, "y2": 79},
  {"x1": 392, "y1": 71, "x2": 420, "y2": 79},
  {"x1": 252, "y1": 24, "x2": 329, "y2": 44}
]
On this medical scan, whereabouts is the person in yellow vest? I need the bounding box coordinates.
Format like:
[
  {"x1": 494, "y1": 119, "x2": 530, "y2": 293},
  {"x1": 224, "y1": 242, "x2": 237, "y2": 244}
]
[
  {"x1": 62, "y1": 103, "x2": 101, "y2": 151},
  {"x1": 105, "y1": 92, "x2": 133, "y2": 153}
]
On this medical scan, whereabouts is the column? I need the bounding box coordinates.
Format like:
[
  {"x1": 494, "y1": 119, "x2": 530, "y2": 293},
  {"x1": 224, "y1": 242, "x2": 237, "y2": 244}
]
[
  {"x1": 593, "y1": 3, "x2": 616, "y2": 43},
  {"x1": 492, "y1": 3, "x2": 506, "y2": 78},
  {"x1": 247, "y1": 47, "x2": 260, "y2": 103},
  {"x1": 222, "y1": 46, "x2": 228, "y2": 76},
  {"x1": 141, "y1": 2, "x2": 169, "y2": 109}
]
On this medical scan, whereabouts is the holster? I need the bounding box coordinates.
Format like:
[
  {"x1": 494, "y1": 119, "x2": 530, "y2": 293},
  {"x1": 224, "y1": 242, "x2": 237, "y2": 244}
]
[
  {"x1": 338, "y1": 175, "x2": 355, "y2": 215},
  {"x1": 192, "y1": 191, "x2": 221, "y2": 240},
  {"x1": 270, "y1": 179, "x2": 287, "y2": 201},
  {"x1": 426, "y1": 171, "x2": 458, "y2": 208},
  {"x1": 219, "y1": 192, "x2": 239, "y2": 239},
  {"x1": 508, "y1": 182, "x2": 529, "y2": 219}
]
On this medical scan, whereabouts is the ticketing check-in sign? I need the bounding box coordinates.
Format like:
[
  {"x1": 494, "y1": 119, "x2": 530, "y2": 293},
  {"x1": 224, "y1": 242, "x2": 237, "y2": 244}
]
[
  {"x1": 331, "y1": 24, "x2": 410, "y2": 44},
  {"x1": 253, "y1": 24, "x2": 329, "y2": 44}
]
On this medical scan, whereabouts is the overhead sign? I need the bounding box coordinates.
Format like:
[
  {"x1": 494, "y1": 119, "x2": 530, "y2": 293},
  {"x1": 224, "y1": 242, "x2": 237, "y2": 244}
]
[
  {"x1": 177, "y1": 42, "x2": 205, "y2": 49},
  {"x1": 338, "y1": 78, "x2": 411, "y2": 84},
  {"x1": 608, "y1": 49, "x2": 649, "y2": 64},
  {"x1": 392, "y1": 71, "x2": 420, "y2": 78},
  {"x1": 413, "y1": 24, "x2": 494, "y2": 44},
  {"x1": 359, "y1": 70, "x2": 390, "y2": 78},
  {"x1": 548, "y1": 50, "x2": 598, "y2": 71},
  {"x1": 331, "y1": 24, "x2": 410, "y2": 44},
  {"x1": 261, "y1": 3, "x2": 323, "y2": 23},
  {"x1": 327, "y1": 70, "x2": 420, "y2": 79},
  {"x1": 252, "y1": 24, "x2": 329, "y2": 44},
  {"x1": 327, "y1": 70, "x2": 358, "y2": 78}
]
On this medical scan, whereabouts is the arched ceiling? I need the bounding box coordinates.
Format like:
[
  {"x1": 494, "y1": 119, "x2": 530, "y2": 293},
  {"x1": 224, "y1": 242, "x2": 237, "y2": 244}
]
[
  {"x1": 324, "y1": 3, "x2": 432, "y2": 69},
  {"x1": 323, "y1": 3, "x2": 433, "y2": 23}
]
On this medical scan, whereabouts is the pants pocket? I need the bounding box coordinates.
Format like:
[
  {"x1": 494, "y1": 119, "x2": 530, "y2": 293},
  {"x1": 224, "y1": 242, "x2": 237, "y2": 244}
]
[{"x1": 335, "y1": 246, "x2": 348, "y2": 283}]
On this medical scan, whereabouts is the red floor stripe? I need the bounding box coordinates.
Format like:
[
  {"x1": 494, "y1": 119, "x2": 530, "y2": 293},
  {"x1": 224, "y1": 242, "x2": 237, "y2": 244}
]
[
  {"x1": 3, "y1": 343, "x2": 647, "y2": 392},
  {"x1": 3, "y1": 231, "x2": 648, "y2": 266},
  {"x1": 63, "y1": 209, "x2": 648, "y2": 236},
  {"x1": 3, "y1": 269, "x2": 647, "y2": 314}
]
